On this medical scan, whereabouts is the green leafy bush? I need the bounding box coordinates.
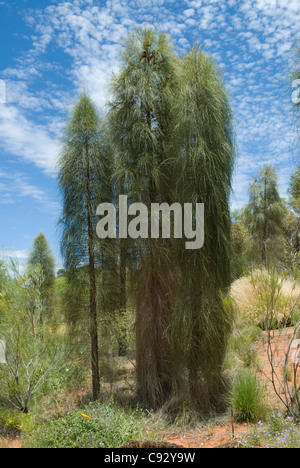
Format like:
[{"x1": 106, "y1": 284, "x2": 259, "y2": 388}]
[
  {"x1": 229, "y1": 370, "x2": 267, "y2": 423},
  {"x1": 25, "y1": 401, "x2": 157, "y2": 448},
  {"x1": 228, "y1": 324, "x2": 262, "y2": 368},
  {"x1": 0, "y1": 410, "x2": 36, "y2": 437}
]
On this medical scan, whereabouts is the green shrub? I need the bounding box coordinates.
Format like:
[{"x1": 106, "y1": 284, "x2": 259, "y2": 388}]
[
  {"x1": 229, "y1": 370, "x2": 267, "y2": 423},
  {"x1": 25, "y1": 401, "x2": 157, "y2": 448},
  {"x1": 240, "y1": 324, "x2": 263, "y2": 343},
  {"x1": 229, "y1": 324, "x2": 262, "y2": 368},
  {"x1": 0, "y1": 410, "x2": 36, "y2": 437},
  {"x1": 291, "y1": 309, "x2": 300, "y2": 327},
  {"x1": 231, "y1": 270, "x2": 300, "y2": 329},
  {"x1": 44, "y1": 359, "x2": 89, "y2": 395}
]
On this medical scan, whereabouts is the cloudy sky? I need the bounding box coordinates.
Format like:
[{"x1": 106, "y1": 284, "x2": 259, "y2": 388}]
[{"x1": 0, "y1": 0, "x2": 299, "y2": 270}]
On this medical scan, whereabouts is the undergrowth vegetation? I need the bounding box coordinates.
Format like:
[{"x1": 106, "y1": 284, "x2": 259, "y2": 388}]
[
  {"x1": 24, "y1": 401, "x2": 158, "y2": 449},
  {"x1": 231, "y1": 269, "x2": 300, "y2": 328},
  {"x1": 244, "y1": 413, "x2": 300, "y2": 448},
  {"x1": 228, "y1": 370, "x2": 267, "y2": 423}
]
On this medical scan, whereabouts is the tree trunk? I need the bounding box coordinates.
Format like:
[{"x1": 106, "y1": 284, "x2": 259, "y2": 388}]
[
  {"x1": 86, "y1": 140, "x2": 100, "y2": 401},
  {"x1": 118, "y1": 238, "x2": 127, "y2": 357},
  {"x1": 262, "y1": 178, "x2": 267, "y2": 268},
  {"x1": 89, "y1": 250, "x2": 100, "y2": 401},
  {"x1": 136, "y1": 254, "x2": 175, "y2": 410},
  {"x1": 262, "y1": 234, "x2": 267, "y2": 268}
]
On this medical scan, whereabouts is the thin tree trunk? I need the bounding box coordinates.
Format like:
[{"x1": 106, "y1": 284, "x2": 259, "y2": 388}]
[
  {"x1": 262, "y1": 178, "x2": 267, "y2": 268},
  {"x1": 262, "y1": 232, "x2": 267, "y2": 268},
  {"x1": 86, "y1": 140, "x2": 100, "y2": 401},
  {"x1": 89, "y1": 246, "x2": 100, "y2": 401},
  {"x1": 118, "y1": 238, "x2": 127, "y2": 357}
]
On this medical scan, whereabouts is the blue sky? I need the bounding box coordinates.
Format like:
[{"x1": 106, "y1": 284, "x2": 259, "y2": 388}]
[{"x1": 0, "y1": 0, "x2": 299, "y2": 271}]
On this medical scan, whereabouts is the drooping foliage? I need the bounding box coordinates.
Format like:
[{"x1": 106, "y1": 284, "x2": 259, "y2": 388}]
[
  {"x1": 109, "y1": 28, "x2": 179, "y2": 409},
  {"x1": 109, "y1": 32, "x2": 235, "y2": 414},
  {"x1": 110, "y1": 28, "x2": 178, "y2": 203},
  {"x1": 169, "y1": 47, "x2": 235, "y2": 413},
  {"x1": 289, "y1": 166, "x2": 300, "y2": 216},
  {"x1": 56, "y1": 29, "x2": 236, "y2": 415},
  {"x1": 28, "y1": 232, "x2": 56, "y2": 321},
  {"x1": 246, "y1": 165, "x2": 285, "y2": 268},
  {"x1": 58, "y1": 93, "x2": 114, "y2": 400},
  {"x1": 293, "y1": 45, "x2": 300, "y2": 118}
]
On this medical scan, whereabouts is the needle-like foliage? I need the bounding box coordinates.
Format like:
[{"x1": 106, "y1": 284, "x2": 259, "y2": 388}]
[
  {"x1": 246, "y1": 165, "x2": 285, "y2": 268},
  {"x1": 109, "y1": 28, "x2": 178, "y2": 409},
  {"x1": 169, "y1": 47, "x2": 235, "y2": 415},
  {"x1": 28, "y1": 232, "x2": 55, "y2": 322},
  {"x1": 109, "y1": 33, "x2": 235, "y2": 415},
  {"x1": 293, "y1": 45, "x2": 300, "y2": 119},
  {"x1": 289, "y1": 166, "x2": 300, "y2": 215},
  {"x1": 58, "y1": 93, "x2": 113, "y2": 400}
]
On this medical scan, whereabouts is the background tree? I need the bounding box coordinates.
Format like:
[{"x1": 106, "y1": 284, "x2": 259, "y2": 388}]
[
  {"x1": 117, "y1": 233, "x2": 128, "y2": 357},
  {"x1": 169, "y1": 46, "x2": 235, "y2": 414},
  {"x1": 292, "y1": 45, "x2": 300, "y2": 120},
  {"x1": 109, "y1": 28, "x2": 178, "y2": 409},
  {"x1": 245, "y1": 165, "x2": 285, "y2": 268},
  {"x1": 231, "y1": 209, "x2": 250, "y2": 280},
  {"x1": 58, "y1": 93, "x2": 113, "y2": 401},
  {"x1": 286, "y1": 166, "x2": 300, "y2": 269},
  {"x1": 289, "y1": 166, "x2": 300, "y2": 216},
  {"x1": 108, "y1": 135, "x2": 130, "y2": 358},
  {"x1": 28, "y1": 233, "x2": 55, "y2": 323},
  {"x1": 0, "y1": 258, "x2": 61, "y2": 413}
]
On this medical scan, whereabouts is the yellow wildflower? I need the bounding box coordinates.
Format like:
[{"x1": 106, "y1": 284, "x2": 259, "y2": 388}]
[{"x1": 79, "y1": 413, "x2": 93, "y2": 420}]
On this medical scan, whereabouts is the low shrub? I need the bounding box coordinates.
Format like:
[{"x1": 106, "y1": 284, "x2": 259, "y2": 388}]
[
  {"x1": 0, "y1": 410, "x2": 36, "y2": 437},
  {"x1": 231, "y1": 270, "x2": 300, "y2": 328},
  {"x1": 228, "y1": 324, "x2": 262, "y2": 368},
  {"x1": 244, "y1": 413, "x2": 300, "y2": 448},
  {"x1": 25, "y1": 401, "x2": 157, "y2": 448}
]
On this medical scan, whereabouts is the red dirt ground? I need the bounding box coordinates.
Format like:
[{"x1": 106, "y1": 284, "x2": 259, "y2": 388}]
[
  {"x1": 167, "y1": 420, "x2": 250, "y2": 448},
  {"x1": 167, "y1": 327, "x2": 299, "y2": 448}
]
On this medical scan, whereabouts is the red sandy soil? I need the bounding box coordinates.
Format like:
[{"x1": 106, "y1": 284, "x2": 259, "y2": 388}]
[
  {"x1": 167, "y1": 420, "x2": 250, "y2": 448},
  {"x1": 2, "y1": 328, "x2": 298, "y2": 449},
  {"x1": 167, "y1": 327, "x2": 299, "y2": 448},
  {"x1": 3, "y1": 438, "x2": 22, "y2": 449}
]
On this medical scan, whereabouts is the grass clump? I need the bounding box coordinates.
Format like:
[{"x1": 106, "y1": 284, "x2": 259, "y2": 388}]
[
  {"x1": 24, "y1": 400, "x2": 158, "y2": 448},
  {"x1": 229, "y1": 323, "x2": 262, "y2": 368},
  {"x1": 231, "y1": 270, "x2": 300, "y2": 328},
  {"x1": 229, "y1": 370, "x2": 267, "y2": 423}
]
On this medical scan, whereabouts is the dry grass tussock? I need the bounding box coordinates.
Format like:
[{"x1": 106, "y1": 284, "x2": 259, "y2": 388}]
[{"x1": 230, "y1": 270, "x2": 300, "y2": 326}]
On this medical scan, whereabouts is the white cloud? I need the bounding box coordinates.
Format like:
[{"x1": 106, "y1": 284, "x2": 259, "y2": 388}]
[
  {"x1": 0, "y1": 169, "x2": 59, "y2": 214},
  {"x1": 14, "y1": 250, "x2": 30, "y2": 260},
  {"x1": 0, "y1": 104, "x2": 59, "y2": 174},
  {"x1": 0, "y1": 0, "x2": 299, "y2": 210},
  {"x1": 183, "y1": 8, "x2": 195, "y2": 17}
]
